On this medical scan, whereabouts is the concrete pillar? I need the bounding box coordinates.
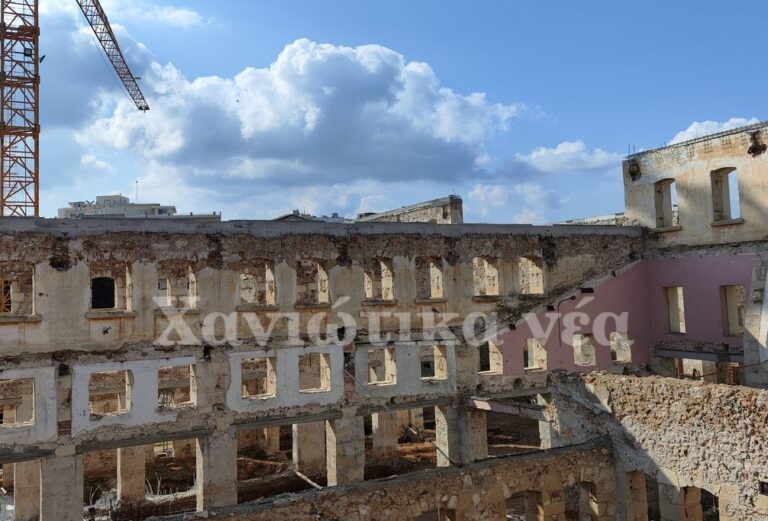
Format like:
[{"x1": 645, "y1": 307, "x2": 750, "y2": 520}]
[
  {"x1": 292, "y1": 421, "x2": 326, "y2": 474},
  {"x1": 264, "y1": 427, "x2": 281, "y2": 455},
  {"x1": 2, "y1": 463, "x2": 13, "y2": 488},
  {"x1": 371, "y1": 411, "x2": 399, "y2": 464},
  {"x1": 537, "y1": 394, "x2": 563, "y2": 449},
  {"x1": 326, "y1": 410, "x2": 364, "y2": 486},
  {"x1": 435, "y1": 406, "x2": 487, "y2": 467},
  {"x1": 435, "y1": 405, "x2": 463, "y2": 467},
  {"x1": 13, "y1": 461, "x2": 40, "y2": 521},
  {"x1": 40, "y1": 450, "x2": 84, "y2": 521},
  {"x1": 466, "y1": 410, "x2": 488, "y2": 462},
  {"x1": 659, "y1": 482, "x2": 683, "y2": 521},
  {"x1": 626, "y1": 471, "x2": 649, "y2": 521},
  {"x1": 117, "y1": 446, "x2": 146, "y2": 503},
  {"x1": 741, "y1": 264, "x2": 768, "y2": 387},
  {"x1": 196, "y1": 430, "x2": 238, "y2": 511}
]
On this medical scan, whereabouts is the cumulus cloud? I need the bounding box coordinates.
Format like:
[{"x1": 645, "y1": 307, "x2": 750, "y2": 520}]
[
  {"x1": 468, "y1": 182, "x2": 563, "y2": 224},
  {"x1": 515, "y1": 140, "x2": 621, "y2": 174},
  {"x1": 76, "y1": 38, "x2": 524, "y2": 188},
  {"x1": 669, "y1": 117, "x2": 761, "y2": 145}
]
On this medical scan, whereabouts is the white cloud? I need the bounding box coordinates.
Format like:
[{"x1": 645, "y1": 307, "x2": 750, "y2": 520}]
[
  {"x1": 669, "y1": 117, "x2": 761, "y2": 145},
  {"x1": 468, "y1": 182, "x2": 562, "y2": 224},
  {"x1": 40, "y1": 0, "x2": 207, "y2": 27},
  {"x1": 515, "y1": 140, "x2": 621, "y2": 174},
  {"x1": 357, "y1": 195, "x2": 397, "y2": 215},
  {"x1": 76, "y1": 38, "x2": 523, "y2": 189},
  {"x1": 80, "y1": 154, "x2": 113, "y2": 171}
]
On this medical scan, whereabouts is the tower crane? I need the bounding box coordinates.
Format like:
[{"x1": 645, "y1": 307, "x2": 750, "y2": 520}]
[{"x1": 0, "y1": 0, "x2": 149, "y2": 217}]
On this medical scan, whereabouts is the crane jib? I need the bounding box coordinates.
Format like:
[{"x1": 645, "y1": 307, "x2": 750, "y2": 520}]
[{"x1": 0, "y1": 0, "x2": 149, "y2": 218}]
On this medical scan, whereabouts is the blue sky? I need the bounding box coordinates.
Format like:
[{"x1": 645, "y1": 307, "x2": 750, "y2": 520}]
[{"x1": 39, "y1": 0, "x2": 764, "y2": 222}]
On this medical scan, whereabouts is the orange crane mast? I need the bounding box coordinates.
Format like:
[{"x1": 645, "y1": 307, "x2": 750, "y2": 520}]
[{"x1": 0, "y1": 0, "x2": 149, "y2": 217}]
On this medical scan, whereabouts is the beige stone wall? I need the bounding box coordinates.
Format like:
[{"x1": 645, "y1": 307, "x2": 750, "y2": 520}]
[
  {"x1": 185, "y1": 443, "x2": 615, "y2": 521},
  {"x1": 569, "y1": 373, "x2": 768, "y2": 520},
  {"x1": 623, "y1": 124, "x2": 768, "y2": 246}
]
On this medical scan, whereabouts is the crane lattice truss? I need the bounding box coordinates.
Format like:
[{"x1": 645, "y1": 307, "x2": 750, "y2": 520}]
[
  {"x1": 75, "y1": 0, "x2": 150, "y2": 112},
  {"x1": 0, "y1": 0, "x2": 39, "y2": 217},
  {"x1": 0, "y1": 0, "x2": 148, "y2": 217}
]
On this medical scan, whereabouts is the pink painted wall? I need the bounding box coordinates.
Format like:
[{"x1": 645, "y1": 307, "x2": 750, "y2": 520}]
[
  {"x1": 499, "y1": 254, "x2": 757, "y2": 375},
  {"x1": 645, "y1": 254, "x2": 756, "y2": 350}
]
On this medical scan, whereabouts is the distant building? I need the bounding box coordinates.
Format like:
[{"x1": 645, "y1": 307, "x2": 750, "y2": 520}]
[
  {"x1": 272, "y1": 210, "x2": 351, "y2": 223},
  {"x1": 272, "y1": 196, "x2": 464, "y2": 225},
  {"x1": 356, "y1": 196, "x2": 463, "y2": 224},
  {"x1": 58, "y1": 194, "x2": 221, "y2": 221}
]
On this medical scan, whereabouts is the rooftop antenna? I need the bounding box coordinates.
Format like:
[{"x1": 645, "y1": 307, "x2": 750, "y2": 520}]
[{"x1": 135, "y1": 180, "x2": 139, "y2": 204}]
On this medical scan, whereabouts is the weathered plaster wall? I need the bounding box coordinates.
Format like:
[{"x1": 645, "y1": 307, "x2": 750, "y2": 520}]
[
  {"x1": 645, "y1": 254, "x2": 756, "y2": 351},
  {"x1": 0, "y1": 220, "x2": 642, "y2": 355},
  {"x1": 623, "y1": 123, "x2": 768, "y2": 246},
  {"x1": 497, "y1": 253, "x2": 757, "y2": 378}
]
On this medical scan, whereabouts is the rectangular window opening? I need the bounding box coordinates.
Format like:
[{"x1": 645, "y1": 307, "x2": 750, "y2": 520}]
[
  {"x1": 157, "y1": 364, "x2": 196, "y2": 408},
  {"x1": 420, "y1": 345, "x2": 448, "y2": 381},
  {"x1": 240, "y1": 262, "x2": 276, "y2": 306},
  {"x1": 298, "y1": 353, "x2": 331, "y2": 393},
  {"x1": 722, "y1": 285, "x2": 746, "y2": 336},
  {"x1": 88, "y1": 370, "x2": 132, "y2": 417},
  {"x1": 241, "y1": 357, "x2": 277, "y2": 399},
  {"x1": 610, "y1": 332, "x2": 632, "y2": 363},
  {"x1": 573, "y1": 334, "x2": 596, "y2": 367},
  {"x1": 364, "y1": 258, "x2": 395, "y2": 301},
  {"x1": 654, "y1": 179, "x2": 678, "y2": 228},
  {"x1": 473, "y1": 257, "x2": 499, "y2": 297},
  {"x1": 416, "y1": 257, "x2": 444, "y2": 300},
  {"x1": 367, "y1": 347, "x2": 397, "y2": 385},
  {"x1": 478, "y1": 340, "x2": 504, "y2": 374},
  {"x1": 525, "y1": 338, "x2": 547, "y2": 370},
  {"x1": 0, "y1": 378, "x2": 35, "y2": 427},
  {"x1": 519, "y1": 257, "x2": 544, "y2": 295},
  {"x1": 91, "y1": 277, "x2": 116, "y2": 310},
  {"x1": 296, "y1": 260, "x2": 329, "y2": 305},
  {"x1": 666, "y1": 286, "x2": 686, "y2": 334},
  {"x1": 0, "y1": 280, "x2": 11, "y2": 313},
  {"x1": 712, "y1": 168, "x2": 741, "y2": 222}
]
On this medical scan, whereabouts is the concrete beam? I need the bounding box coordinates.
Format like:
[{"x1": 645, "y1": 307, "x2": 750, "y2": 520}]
[
  {"x1": 655, "y1": 348, "x2": 744, "y2": 363},
  {"x1": 465, "y1": 397, "x2": 547, "y2": 422},
  {"x1": 0, "y1": 449, "x2": 55, "y2": 465},
  {"x1": 235, "y1": 410, "x2": 343, "y2": 431},
  {"x1": 356, "y1": 397, "x2": 453, "y2": 417},
  {"x1": 76, "y1": 428, "x2": 213, "y2": 453}
]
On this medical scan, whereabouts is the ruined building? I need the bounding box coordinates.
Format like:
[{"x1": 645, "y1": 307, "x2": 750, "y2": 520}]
[{"x1": 0, "y1": 123, "x2": 767, "y2": 520}]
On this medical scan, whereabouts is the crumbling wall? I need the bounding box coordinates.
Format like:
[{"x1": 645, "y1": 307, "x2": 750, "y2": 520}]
[
  {"x1": 558, "y1": 373, "x2": 768, "y2": 520},
  {"x1": 0, "y1": 221, "x2": 642, "y2": 355},
  {"x1": 161, "y1": 443, "x2": 615, "y2": 521},
  {"x1": 623, "y1": 123, "x2": 768, "y2": 246}
]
